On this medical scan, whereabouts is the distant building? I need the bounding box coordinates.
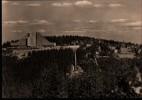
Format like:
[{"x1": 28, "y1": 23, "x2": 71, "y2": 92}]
[
  {"x1": 86, "y1": 43, "x2": 92, "y2": 47},
  {"x1": 11, "y1": 32, "x2": 56, "y2": 47},
  {"x1": 114, "y1": 49, "x2": 118, "y2": 54},
  {"x1": 120, "y1": 47, "x2": 132, "y2": 54},
  {"x1": 120, "y1": 48, "x2": 129, "y2": 54},
  {"x1": 108, "y1": 46, "x2": 116, "y2": 50},
  {"x1": 138, "y1": 48, "x2": 142, "y2": 54}
]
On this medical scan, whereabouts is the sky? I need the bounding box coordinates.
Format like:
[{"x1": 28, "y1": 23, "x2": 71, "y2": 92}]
[{"x1": 2, "y1": 0, "x2": 142, "y2": 44}]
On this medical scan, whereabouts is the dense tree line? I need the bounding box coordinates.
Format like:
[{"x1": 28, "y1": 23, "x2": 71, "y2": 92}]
[
  {"x1": 67, "y1": 57, "x2": 142, "y2": 98},
  {"x1": 2, "y1": 40, "x2": 19, "y2": 48},
  {"x1": 2, "y1": 41, "x2": 11, "y2": 48},
  {"x1": 2, "y1": 47, "x2": 142, "y2": 98},
  {"x1": 45, "y1": 35, "x2": 140, "y2": 47},
  {"x1": 2, "y1": 49, "x2": 73, "y2": 98},
  {"x1": 45, "y1": 35, "x2": 93, "y2": 45}
]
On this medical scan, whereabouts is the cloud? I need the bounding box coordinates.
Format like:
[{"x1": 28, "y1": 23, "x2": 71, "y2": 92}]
[
  {"x1": 133, "y1": 27, "x2": 141, "y2": 30},
  {"x1": 3, "y1": 20, "x2": 52, "y2": 26},
  {"x1": 51, "y1": 1, "x2": 103, "y2": 8},
  {"x1": 12, "y1": 30, "x2": 22, "y2": 33},
  {"x1": 74, "y1": 0, "x2": 93, "y2": 7},
  {"x1": 64, "y1": 30, "x2": 87, "y2": 36},
  {"x1": 111, "y1": 19, "x2": 128, "y2": 22},
  {"x1": 93, "y1": 4, "x2": 103, "y2": 8},
  {"x1": 11, "y1": 2, "x2": 19, "y2": 6},
  {"x1": 108, "y1": 4, "x2": 124, "y2": 8},
  {"x1": 73, "y1": 20, "x2": 82, "y2": 23},
  {"x1": 52, "y1": 2, "x2": 72, "y2": 7},
  {"x1": 85, "y1": 20, "x2": 97, "y2": 23},
  {"x1": 18, "y1": 20, "x2": 29, "y2": 24},
  {"x1": 2, "y1": 1, "x2": 8, "y2": 4},
  {"x1": 30, "y1": 20, "x2": 52, "y2": 26},
  {"x1": 3, "y1": 20, "x2": 29, "y2": 24},
  {"x1": 26, "y1": 3, "x2": 41, "y2": 7},
  {"x1": 38, "y1": 29, "x2": 46, "y2": 33},
  {"x1": 125, "y1": 21, "x2": 141, "y2": 27},
  {"x1": 3, "y1": 21, "x2": 17, "y2": 24},
  {"x1": 64, "y1": 30, "x2": 85, "y2": 32}
]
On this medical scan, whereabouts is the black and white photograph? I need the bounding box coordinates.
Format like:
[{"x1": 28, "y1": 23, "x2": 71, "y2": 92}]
[{"x1": 2, "y1": 0, "x2": 142, "y2": 98}]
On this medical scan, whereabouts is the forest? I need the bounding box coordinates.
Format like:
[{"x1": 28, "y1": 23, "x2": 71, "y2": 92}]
[{"x1": 2, "y1": 47, "x2": 142, "y2": 98}]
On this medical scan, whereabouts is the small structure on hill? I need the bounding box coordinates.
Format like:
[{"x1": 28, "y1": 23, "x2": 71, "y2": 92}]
[
  {"x1": 114, "y1": 49, "x2": 118, "y2": 54},
  {"x1": 120, "y1": 47, "x2": 132, "y2": 54}
]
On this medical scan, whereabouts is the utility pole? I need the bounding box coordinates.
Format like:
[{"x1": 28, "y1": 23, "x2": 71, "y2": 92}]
[
  {"x1": 72, "y1": 45, "x2": 80, "y2": 71},
  {"x1": 74, "y1": 50, "x2": 77, "y2": 71}
]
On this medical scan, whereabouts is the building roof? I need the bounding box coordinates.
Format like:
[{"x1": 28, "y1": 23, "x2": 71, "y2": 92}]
[{"x1": 11, "y1": 32, "x2": 56, "y2": 46}]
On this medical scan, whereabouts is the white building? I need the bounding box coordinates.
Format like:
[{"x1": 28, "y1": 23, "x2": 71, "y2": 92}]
[{"x1": 11, "y1": 32, "x2": 56, "y2": 47}]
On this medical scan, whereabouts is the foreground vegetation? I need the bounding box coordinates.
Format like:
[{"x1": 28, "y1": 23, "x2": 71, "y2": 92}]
[{"x1": 2, "y1": 48, "x2": 142, "y2": 98}]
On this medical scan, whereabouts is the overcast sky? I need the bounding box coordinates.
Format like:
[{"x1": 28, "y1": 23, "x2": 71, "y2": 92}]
[{"x1": 2, "y1": 0, "x2": 142, "y2": 44}]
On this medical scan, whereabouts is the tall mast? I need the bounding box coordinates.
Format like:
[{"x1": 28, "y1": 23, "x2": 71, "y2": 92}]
[{"x1": 74, "y1": 50, "x2": 77, "y2": 71}]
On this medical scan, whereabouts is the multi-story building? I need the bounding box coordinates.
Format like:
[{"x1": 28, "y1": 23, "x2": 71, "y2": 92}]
[{"x1": 11, "y1": 32, "x2": 56, "y2": 48}]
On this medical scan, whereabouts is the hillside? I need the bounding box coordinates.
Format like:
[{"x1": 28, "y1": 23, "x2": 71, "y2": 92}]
[{"x1": 2, "y1": 35, "x2": 142, "y2": 98}]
